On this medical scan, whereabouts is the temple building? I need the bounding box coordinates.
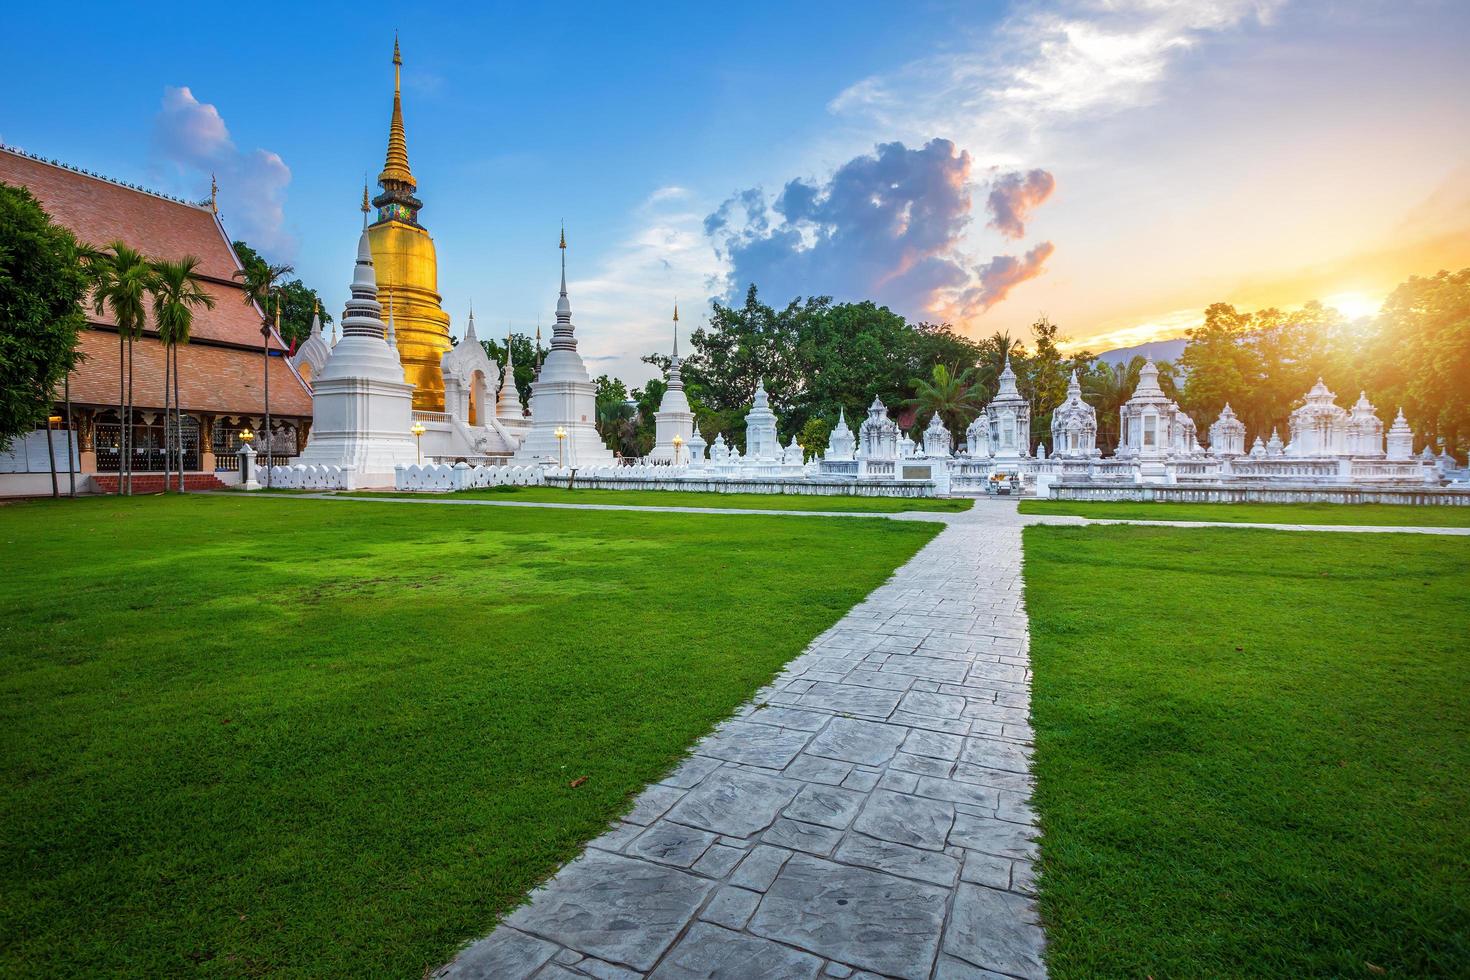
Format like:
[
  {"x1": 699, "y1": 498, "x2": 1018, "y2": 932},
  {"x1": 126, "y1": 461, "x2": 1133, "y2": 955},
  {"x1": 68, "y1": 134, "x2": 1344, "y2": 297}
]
[
  {"x1": 649, "y1": 305, "x2": 695, "y2": 463},
  {"x1": 978, "y1": 356, "x2": 1031, "y2": 462},
  {"x1": 367, "y1": 39, "x2": 453, "y2": 412},
  {"x1": 922, "y1": 413, "x2": 953, "y2": 457},
  {"x1": 0, "y1": 145, "x2": 311, "y2": 494},
  {"x1": 744, "y1": 380, "x2": 780, "y2": 461},
  {"x1": 1285, "y1": 379, "x2": 1348, "y2": 456},
  {"x1": 1208, "y1": 403, "x2": 1246, "y2": 456},
  {"x1": 1050, "y1": 370, "x2": 1099, "y2": 458}
]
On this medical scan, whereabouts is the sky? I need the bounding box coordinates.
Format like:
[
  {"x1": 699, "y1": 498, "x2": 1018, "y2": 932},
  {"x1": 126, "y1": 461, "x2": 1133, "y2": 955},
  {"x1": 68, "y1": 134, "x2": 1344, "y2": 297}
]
[{"x1": 5, "y1": 1, "x2": 1468, "y2": 384}]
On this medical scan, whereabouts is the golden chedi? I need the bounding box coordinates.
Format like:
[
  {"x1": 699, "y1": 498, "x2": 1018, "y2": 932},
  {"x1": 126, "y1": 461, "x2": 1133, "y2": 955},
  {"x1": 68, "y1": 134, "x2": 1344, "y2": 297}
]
[{"x1": 368, "y1": 37, "x2": 452, "y2": 412}]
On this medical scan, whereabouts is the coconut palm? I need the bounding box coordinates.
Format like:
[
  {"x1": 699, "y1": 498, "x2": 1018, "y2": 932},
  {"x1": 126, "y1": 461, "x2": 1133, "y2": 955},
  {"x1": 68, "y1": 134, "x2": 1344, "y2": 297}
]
[
  {"x1": 905, "y1": 363, "x2": 985, "y2": 439},
  {"x1": 86, "y1": 242, "x2": 155, "y2": 494},
  {"x1": 234, "y1": 255, "x2": 292, "y2": 482},
  {"x1": 152, "y1": 257, "x2": 215, "y2": 491}
]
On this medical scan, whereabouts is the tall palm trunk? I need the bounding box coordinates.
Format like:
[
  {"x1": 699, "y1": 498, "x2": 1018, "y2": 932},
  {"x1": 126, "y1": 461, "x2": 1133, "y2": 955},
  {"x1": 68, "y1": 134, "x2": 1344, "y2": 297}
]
[
  {"x1": 174, "y1": 346, "x2": 184, "y2": 492},
  {"x1": 163, "y1": 340, "x2": 172, "y2": 491},
  {"x1": 117, "y1": 331, "x2": 126, "y2": 495},
  {"x1": 126, "y1": 337, "x2": 135, "y2": 495}
]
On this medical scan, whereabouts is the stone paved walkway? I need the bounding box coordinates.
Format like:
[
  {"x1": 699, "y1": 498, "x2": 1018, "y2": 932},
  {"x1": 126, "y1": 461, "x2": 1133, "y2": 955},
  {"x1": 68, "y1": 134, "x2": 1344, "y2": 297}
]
[{"x1": 437, "y1": 509, "x2": 1045, "y2": 979}]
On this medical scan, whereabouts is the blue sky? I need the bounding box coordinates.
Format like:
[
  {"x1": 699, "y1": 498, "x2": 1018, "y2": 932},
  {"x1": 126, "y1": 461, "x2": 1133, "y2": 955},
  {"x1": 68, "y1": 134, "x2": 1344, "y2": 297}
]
[{"x1": 6, "y1": 1, "x2": 1468, "y2": 383}]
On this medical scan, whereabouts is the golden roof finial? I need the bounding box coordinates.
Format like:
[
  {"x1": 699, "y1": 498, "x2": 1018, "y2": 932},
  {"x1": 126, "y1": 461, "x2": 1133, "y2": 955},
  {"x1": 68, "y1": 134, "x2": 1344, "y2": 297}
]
[
  {"x1": 378, "y1": 35, "x2": 415, "y2": 190},
  {"x1": 559, "y1": 223, "x2": 566, "y2": 250},
  {"x1": 209, "y1": 173, "x2": 218, "y2": 213},
  {"x1": 673, "y1": 300, "x2": 679, "y2": 323}
]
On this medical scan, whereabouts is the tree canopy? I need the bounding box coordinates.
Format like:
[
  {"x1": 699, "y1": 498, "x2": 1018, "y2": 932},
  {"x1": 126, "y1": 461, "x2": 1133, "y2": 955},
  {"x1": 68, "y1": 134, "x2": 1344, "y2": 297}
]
[
  {"x1": 232, "y1": 240, "x2": 331, "y2": 347},
  {"x1": 0, "y1": 182, "x2": 88, "y2": 453}
]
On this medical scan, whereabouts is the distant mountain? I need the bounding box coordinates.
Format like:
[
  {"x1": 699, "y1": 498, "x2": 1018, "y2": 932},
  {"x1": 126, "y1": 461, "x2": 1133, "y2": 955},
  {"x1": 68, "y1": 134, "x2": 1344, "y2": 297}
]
[{"x1": 1093, "y1": 338, "x2": 1188, "y2": 366}]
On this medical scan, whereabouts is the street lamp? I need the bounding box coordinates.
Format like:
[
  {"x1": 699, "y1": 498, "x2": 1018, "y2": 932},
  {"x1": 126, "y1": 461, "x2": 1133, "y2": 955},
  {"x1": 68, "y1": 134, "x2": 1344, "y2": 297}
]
[
  {"x1": 411, "y1": 421, "x2": 427, "y2": 464},
  {"x1": 554, "y1": 426, "x2": 567, "y2": 468},
  {"x1": 239, "y1": 427, "x2": 255, "y2": 444},
  {"x1": 672, "y1": 433, "x2": 684, "y2": 466}
]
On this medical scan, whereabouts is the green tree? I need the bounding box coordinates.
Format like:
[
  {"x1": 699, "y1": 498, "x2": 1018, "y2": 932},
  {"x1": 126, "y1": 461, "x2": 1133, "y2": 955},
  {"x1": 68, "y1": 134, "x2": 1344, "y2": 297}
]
[
  {"x1": 1181, "y1": 303, "x2": 1255, "y2": 428},
  {"x1": 905, "y1": 363, "x2": 985, "y2": 439},
  {"x1": 1366, "y1": 268, "x2": 1470, "y2": 453},
  {"x1": 0, "y1": 182, "x2": 87, "y2": 465},
  {"x1": 86, "y1": 241, "x2": 156, "y2": 494},
  {"x1": 479, "y1": 332, "x2": 537, "y2": 412},
  {"x1": 151, "y1": 257, "x2": 215, "y2": 490},
  {"x1": 232, "y1": 241, "x2": 331, "y2": 348},
  {"x1": 799, "y1": 417, "x2": 831, "y2": 461}
]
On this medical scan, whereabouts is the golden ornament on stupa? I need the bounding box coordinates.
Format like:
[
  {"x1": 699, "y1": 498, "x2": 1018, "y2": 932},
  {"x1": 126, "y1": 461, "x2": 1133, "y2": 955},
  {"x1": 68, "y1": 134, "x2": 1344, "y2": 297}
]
[{"x1": 367, "y1": 36, "x2": 452, "y2": 412}]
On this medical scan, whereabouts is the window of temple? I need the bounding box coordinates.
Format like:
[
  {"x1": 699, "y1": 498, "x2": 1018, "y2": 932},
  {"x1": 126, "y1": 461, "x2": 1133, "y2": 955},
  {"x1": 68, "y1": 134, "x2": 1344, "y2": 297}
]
[{"x1": 1144, "y1": 416, "x2": 1157, "y2": 447}]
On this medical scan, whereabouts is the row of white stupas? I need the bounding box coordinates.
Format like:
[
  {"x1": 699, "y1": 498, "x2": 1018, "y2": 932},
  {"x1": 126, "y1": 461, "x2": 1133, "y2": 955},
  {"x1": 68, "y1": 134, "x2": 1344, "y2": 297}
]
[{"x1": 269, "y1": 208, "x2": 1458, "y2": 493}]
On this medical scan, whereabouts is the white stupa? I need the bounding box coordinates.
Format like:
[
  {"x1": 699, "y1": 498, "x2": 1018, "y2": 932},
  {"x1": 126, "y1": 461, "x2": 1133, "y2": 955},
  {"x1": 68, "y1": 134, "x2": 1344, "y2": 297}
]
[
  {"x1": 512, "y1": 229, "x2": 614, "y2": 467},
  {"x1": 745, "y1": 379, "x2": 780, "y2": 461},
  {"x1": 649, "y1": 304, "x2": 695, "y2": 463},
  {"x1": 294, "y1": 207, "x2": 417, "y2": 481}
]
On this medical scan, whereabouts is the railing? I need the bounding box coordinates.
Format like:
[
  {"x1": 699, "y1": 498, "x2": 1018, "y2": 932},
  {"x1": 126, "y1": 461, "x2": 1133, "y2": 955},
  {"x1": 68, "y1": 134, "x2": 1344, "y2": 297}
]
[
  {"x1": 428, "y1": 453, "x2": 512, "y2": 466},
  {"x1": 412, "y1": 411, "x2": 453, "y2": 424}
]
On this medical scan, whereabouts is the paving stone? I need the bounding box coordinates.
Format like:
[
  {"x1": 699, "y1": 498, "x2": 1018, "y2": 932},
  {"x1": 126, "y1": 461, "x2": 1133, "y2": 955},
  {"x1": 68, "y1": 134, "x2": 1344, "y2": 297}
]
[
  {"x1": 576, "y1": 960, "x2": 643, "y2": 980},
  {"x1": 960, "y1": 736, "x2": 1032, "y2": 774},
  {"x1": 698, "y1": 885, "x2": 763, "y2": 930},
  {"x1": 585, "y1": 821, "x2": 644, "y2": 854},
  {"x1": 878, "y1": 655, "x2": 971, "y2": 683},
  {"x1": 948, "y1": 811, "x2": 1037, "y2": 860},
  {"x1": 552, "y1": 948, "x2": 583, "y2": 966},
  {"x1": 748, "y1": 853, "x2": 949, "y2": 980},
  {"x1": 626, "y1": 820, "x2": 717, "y2": 867},
  {"x1": 438, "y1": 926, "x2": 558, "y2": 979},
  {"x1": 625, "y1": 784, "x2": 686, "y2": 825},
  {"x1": 691, "y1": 843, "x2": 746, "y2": 878},
  {"x1": 876, "y1": 769, "x2": 920, "y2": 793},
  {"x1": 746, "y1": 705, "x2": 833, "y2": 731},
  {"x1": 898, "y1": 690, "x2": 966, "y2": 719},
  {"x1": 727, "y1": 844, "x2": 792, "y2": 892},
  {"x1": 764, "y1": 817, "x2": 844, "y2": 856},
  {"x1": 806, "y1": 718, "x2": 908, "y2": 766},
  {"x1": 950, "y1": 762, "x2": 1035, "y2": 795},
  {"x1": 824, "y1": 965, "x2": 855, "y2": 978},
  {"x1": 696, "y1": 720, "x2": 814, "y2": 769},
  {"x1": 797, "y1": 681, "x2": 904, "y2": 716},
  {"x1": 1011, "y1": 858, "x2": 1038, "y2": 896},
  {"x1": 843, "y1": 668, "x2": 916, "y2": 691},
  {"x1": 665, "y1": 768, "x2": 801, "y2": 837},
  {"x1": 650, "y1": 921, "x2": 824, "y2": 979},
  {"x1": 841, "y1": 768, "x2": 881, "y2": 792},
  {"x1": 662, "y1": 754, "x2": 724, "y2": 789},
  {"x1": 533, "y1": 965, "x2": 586, "y2": 980},
  {"x1": 505, "y1": 851, "x2": 714, "y2": 971},
  {"x1": 913, "y1": 775, "x2": 1000, "y2": 810},
  {"x1": 783, "y1": 783, "x2": 866, "y2": 829},
  {"x1": 783, "y1": 754, "x2": 853, "y2": 786},
  {"x1": 959, "y1": 851, "x2": 1012, "y2": 890},
  {"x1": 852, "y1": 789, "x2": 955, "y2": 851},
  {"x1": 890, "y1": 752, "x2": 955, "y2": 778},
  {"x1": 834, "y1": 832, "x2": 961, "y2": 887},
  {"x1": 942, "y1": 883, "x2": 1046, "y2": 979},
  {"x1": 996, "y1": 791, "x2": 1038, "y2": 826},
  {"x1": 901, "y1": 728, "x2": 964, "y2": 760},
  {"x1": 933, "y1": 954, "x2": 1013, "y2": 978}
]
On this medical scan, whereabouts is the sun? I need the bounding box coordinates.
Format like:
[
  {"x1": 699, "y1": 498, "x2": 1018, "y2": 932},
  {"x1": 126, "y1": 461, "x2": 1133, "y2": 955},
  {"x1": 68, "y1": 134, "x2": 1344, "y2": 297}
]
[{"x1": 1321, "y1": 291, "x2": 1382, "y2": 320}]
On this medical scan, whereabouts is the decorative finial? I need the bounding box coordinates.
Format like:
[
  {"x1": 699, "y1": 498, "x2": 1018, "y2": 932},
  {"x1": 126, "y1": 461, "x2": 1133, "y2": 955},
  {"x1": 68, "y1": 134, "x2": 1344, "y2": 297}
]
[
  {"x1": 378, "y1": 34, "x2": 415, "y2": 190},
  {"x1": 209, "y1": 173, "x2": 218, "y2": 213},
  {"x1": 559, "y1": 222, "x2": 566, "y2": 250},
  {"x1": 393, "y1": 33, "x2": 402, "y2": 69}
]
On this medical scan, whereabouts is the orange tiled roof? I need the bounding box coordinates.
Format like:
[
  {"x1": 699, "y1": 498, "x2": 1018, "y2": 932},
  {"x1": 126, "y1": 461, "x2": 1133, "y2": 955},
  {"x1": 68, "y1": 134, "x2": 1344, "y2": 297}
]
[
  {"x1": 70, "y1": 329, "x2": 312, "y2": 417},
  {"x1": 0, "y1": 147, "x2": 290, "y2": 351}
]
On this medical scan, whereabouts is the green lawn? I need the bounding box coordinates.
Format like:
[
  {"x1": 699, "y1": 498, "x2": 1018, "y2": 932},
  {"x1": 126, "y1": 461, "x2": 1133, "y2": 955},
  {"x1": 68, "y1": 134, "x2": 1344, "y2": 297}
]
[
  {"x1": 1024, "y1": 524, "x2": 1470, "y2": 977},
  {"x1": 0, "y1": 495, "x2": 939, "y2": 976},
  {"x1": 349, "y1": 484, "x2": 973, "y2": 513},
  {"x1": 1020, "y1": 498, "x2": 1470, "y2": 527}
]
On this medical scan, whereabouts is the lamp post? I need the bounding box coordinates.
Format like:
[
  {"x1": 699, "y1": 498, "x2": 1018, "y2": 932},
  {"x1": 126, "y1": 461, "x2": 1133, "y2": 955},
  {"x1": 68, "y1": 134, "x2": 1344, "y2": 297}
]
[
  {"x1": 672, "y1": 433, "x2": 684, "y2": 466},
  {"x1": 411, "y1": 421, "x2": 427, "y2": 464},
  {"x1": 554, "y1": 426, "x2": 567, "y2": 468},
  {"x1": 237, "y1": 427, "x2": 259, "y2": 491}
]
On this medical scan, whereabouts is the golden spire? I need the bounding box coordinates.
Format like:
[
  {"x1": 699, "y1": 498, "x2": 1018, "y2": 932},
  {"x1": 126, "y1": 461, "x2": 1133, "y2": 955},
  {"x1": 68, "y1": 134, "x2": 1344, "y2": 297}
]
[
  {"x1": 378, "y1": 34, "x2": 415, "y2": 188},
  {"x1": 559, "y1": 223, "x2": 566, "y2": 250},
  {"x1": 209, "y1": 173, "x2": 218, "y2": 213}
]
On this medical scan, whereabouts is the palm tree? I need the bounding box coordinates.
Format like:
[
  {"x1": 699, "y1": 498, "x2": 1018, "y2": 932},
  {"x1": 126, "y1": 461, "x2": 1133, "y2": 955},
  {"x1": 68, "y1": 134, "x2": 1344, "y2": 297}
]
[
  {"x1": 905, "y1": 363, "x2": 985, "y2": 439},
  {"x1": 86, "y1": 242, "x2": 155, "y2": 494},
  {"x1": 1083, "y1": 361, "x2": 1134, "y2": 453},
  {"x1": 234, "y1": 255, "x2": 292, "y2": 483},
  {"x1": 152, "y1": 257, "x2": 215, "y2": 491},
  {"x1": 975, "y1": 332, "x2": 1023, "y2": 397}
]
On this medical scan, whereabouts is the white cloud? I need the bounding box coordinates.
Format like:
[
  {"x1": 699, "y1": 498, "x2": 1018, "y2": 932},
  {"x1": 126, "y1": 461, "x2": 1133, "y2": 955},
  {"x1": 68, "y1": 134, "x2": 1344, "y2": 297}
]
[{"x1": 152, "y1": 86, "x2": 294, "y2": 257}]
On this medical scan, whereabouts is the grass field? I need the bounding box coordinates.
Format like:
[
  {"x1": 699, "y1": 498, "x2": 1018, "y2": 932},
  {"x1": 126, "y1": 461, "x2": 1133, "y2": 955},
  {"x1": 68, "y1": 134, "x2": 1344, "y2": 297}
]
[
  {"x1": 1024, "y1": 524, "x2": 1470, "y2": 977},
  {"x1": 0, "y1": 494, "x2": 939, "y2": 976},
  {"x1": 1020, "y1": 498, "x2": 1470, "y2": 527},
  {"x1": 350, "y1": 484, "x2": 973, "y2": 513}
]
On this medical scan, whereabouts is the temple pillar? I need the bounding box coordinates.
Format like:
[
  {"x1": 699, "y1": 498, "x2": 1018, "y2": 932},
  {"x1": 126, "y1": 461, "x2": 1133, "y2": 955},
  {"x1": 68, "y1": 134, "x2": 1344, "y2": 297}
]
[
  {"x1": 199, "y1": 414, "x2": 216, "y2": 472},
  {"x1": 75, "y1": 408, "x2": 97, "y2": 473}
]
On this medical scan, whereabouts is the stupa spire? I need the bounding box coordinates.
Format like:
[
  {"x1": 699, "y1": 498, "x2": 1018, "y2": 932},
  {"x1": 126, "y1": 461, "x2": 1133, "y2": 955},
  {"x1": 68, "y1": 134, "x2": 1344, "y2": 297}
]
[
  {"x1": 672, "y1": 301, "x2": 680, "y2": 359},
  {"x1": 379, "y1": 35, "x2": 414, "y2": 189},
  {"x1": 551, "y1": 227, "x2": 576, "y2": 349}
]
